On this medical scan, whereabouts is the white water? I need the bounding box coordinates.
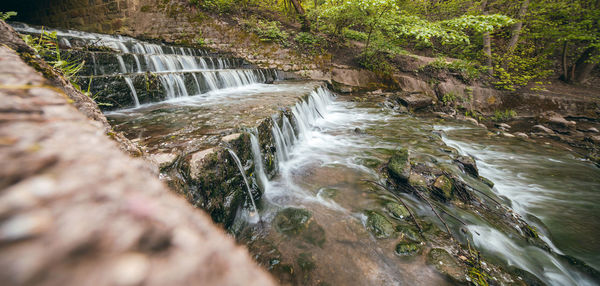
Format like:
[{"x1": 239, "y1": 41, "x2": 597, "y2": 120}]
[
  {"x1": 123, "y1": 76, "x2": 140, "y2": 107},
  {"x1": 227, "y1": 149, "x2": 260, "y2": 223}
]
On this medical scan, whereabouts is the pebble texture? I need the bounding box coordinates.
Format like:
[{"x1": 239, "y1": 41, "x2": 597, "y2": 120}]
[{"x1": 0, "y1": 42, "x2": 275, "y2": 286}]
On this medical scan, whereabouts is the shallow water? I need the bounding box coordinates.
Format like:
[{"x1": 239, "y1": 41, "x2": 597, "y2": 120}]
[
  {"x1": 440, "y1": 126, "x2": 600, "y2": 273},
  {"x1": 236, "y1": 94, "x2": 600, "y2": 285}
]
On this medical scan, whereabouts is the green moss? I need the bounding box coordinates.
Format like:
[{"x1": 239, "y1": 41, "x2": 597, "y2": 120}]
[
  {"x1": 388, "y1": 148, "x2": 410, "y2": 182},
  {"x1": 273, "y1": 208, "x2": 326, "y2": 247},
  {"x1": 433, "y1": 175, "x2": 453, "y2": 200},
  {"x1": 386, "y1": 202, "x2": 410, "y2": 220},
  {"x1": 395, "y1": 242, "x2": 421, "y2": 256},
  {"x1": 366, "y1": 211, "x2": 395, "y2": 238}
]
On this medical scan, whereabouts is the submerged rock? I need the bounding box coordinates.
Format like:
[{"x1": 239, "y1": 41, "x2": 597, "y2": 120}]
[
  {"x1": 395, "y1": 242, "x2": 422, "y2": 256},
  {"x1": 433, "y1": 175, "x2": 453, "y2": 200},
  {"x1": 273, "y1": 208, "x2": 326, "y2": 247},
  {"x1": 427, "y1": 248, "x2": 467, "y2": 283},
  {"x1": 386, "y1": 202, "x2": 410, "y2": 220},
  {"x1": 388, "y1": 148, "x2": 411, "y2": 182},
  {"x1": 366, "y1": 211, "x2": 395, "y2": 238},
  {"x1": 454, "y1": 155, "x2": 478, "y2": 177}
]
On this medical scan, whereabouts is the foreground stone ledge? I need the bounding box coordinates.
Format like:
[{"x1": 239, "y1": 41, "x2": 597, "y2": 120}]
[{"x1": 0, "y1": 45, "x2": 275, "y2": 285}]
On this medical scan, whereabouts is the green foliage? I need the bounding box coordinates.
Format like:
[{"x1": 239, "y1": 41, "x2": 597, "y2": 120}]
[
  {"x1": 294, "y1": 32, "x2": 323, "y2": 52},
  {"x1": 492, "y1": 49, "x2": 553, "y2": 91},
  {"x1": 342, "y1": 28, "x2": 368, "y2": 42},
  {"x1": 0, "y1": 11, "x2": 17, "y2": 21},
  {"x1": 492, "y1": 109, "x2": 517, "y2": 121},
  {"x1": 22, "y1": 30, "x2": 84, "y2": 82},
  {"x1": 423, "y1": 57, "x2": 484, "y2": 82},
  {"x1": 241, "y1": 16, "x2": 289, "y2": 45}
]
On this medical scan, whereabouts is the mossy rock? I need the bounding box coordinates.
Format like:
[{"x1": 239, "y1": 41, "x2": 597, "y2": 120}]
[
  {"x1": 479, "y1": 176, "x2": 494, "y2": 188},
  {"x1": 366, "y1": 211, "x2": 395, "y2": 238},
  {"x1": 388, "y1": 148, "x2": 411, "y2": 182},
  {"x1": 426, "y1": 248, "x2": 467, "y2": 283},
  {"x1": 408, "y1": 172, "x2": 427, "y2": 187},
  {"x1": 318, "y1": 188, "x2": 338, "y2": 199},
  {"x1": 395, "y1": 242, "x2": 422, "y2": 256},
  {"x1": 396, "y1": 225, "x2": 422, "y2": 242},
  {"x1": 273, "y1": 208, "x2": 326, "y2": 247},
  {"x1": 386, "y1": 202, "x2": 410, "y2": 220},
  {"x1": 433, "y1": 175, "x2": 453, "y2": 200}
]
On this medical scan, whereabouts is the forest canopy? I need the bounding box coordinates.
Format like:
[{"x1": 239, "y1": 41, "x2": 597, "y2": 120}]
[{"x1": 195, "y1": 0, "x2": 599, "y2": 88}]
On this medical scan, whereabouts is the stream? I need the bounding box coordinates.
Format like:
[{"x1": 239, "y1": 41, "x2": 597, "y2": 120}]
[{"x1": 13, "y1": 23, "x2": 600, "y2": 285}]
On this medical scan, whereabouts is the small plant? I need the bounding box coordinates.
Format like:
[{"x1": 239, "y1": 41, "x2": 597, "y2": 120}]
[
  {"x1": 0, "y1": 11, "x2": 17, "y2": 21},
  {"x1": 491, "y1": 109, "x2": 517, "y2": 121},
  {"x1": 22, "y1": 29, "x2": 85, "y2": 82},
  {"x1": 425, "y1": 57, "x2": 484, "y2": 82},
  {"x1": 241, "y1": 17, "x2": 289, "y2": 46}
]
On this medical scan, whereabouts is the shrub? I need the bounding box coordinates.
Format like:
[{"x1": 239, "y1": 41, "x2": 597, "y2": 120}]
[
  {"x1": 491, "y1": 109, "x2": 517, "y2": 121},
  {"x1": 241, "y1": 17, "x2": 289, "y2": 45},
  {"x1": 0, "y1": 11, "x2": 17, "y2": 21}
]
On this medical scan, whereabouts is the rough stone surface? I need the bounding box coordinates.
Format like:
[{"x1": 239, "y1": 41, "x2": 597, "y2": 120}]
[
  {"x1": 0, "y1": 45, "x2": 275, "y2": 286},
  {"x1": 533, "y1": 124, "x2": 555, "y2": 135},
  {"x1": 189, "y1": 148, "x2": 217, "y2": 180},
  {"x1": 454, "y1": 155, "x2": 478, "y2": 177},
  {"x1": 395, "y1": 92, "x2": 434, "y2": 110},
  {"x1": 150, "y1": 153, "x2": 178, "y2": 170},
  {"x1": 388, "y1": 148, "x2": 411, "y2": 182}
]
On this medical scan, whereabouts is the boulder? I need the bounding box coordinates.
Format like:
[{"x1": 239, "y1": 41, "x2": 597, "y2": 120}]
[
  {"x1": 189, "y1": 148, "x2": 217, "y2": 180},
  {"x1": 514, "y1": 132, "x2": 529, "y2": 139},
  {"x1": 395, "y1": 92, "x2": 434, "y2": 110},
  {"x1": 454, "y1": 155, "x2": 478, "y2": 177},
  {"x1": 388, "y1": 148, "x2": 411, "y2": 182},
  {"x1": 150, "y1": 152, "x2": 178, "y2": 170},
  {"x1": 495, "y1": 123, "x2": 511, "y2": 131},
  {"x1": 331, "y1": 67, "x2": 378, "y2": 88},
  {"x1": 386, "y1": 202, "x2": 410, "y2": 219},
  {"x1": 532, "y1": 124, "x2": 554, "y2": 135},
  {"x1": 433, "y1": 175, "x2": 453, "y2": 200},
  {"x1": 366, "y1": 211, "x2": 395, "y2": 238}
]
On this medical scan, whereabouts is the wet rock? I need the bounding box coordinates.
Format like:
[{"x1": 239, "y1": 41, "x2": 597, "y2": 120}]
[
  {"x1": 395, "y1": 92, "x2": 434, "y2": 110},
  {"x1": 397, "y1": 225, "x2": 422, "y2": 242},
  {"x1": 150, "y1": 152, "x2": 177, "y2": 170},
  {"x1": 386, "y1": 202, "x2": 410, "y2": 219},
  {"x1": 273, "y1": 208, "x2": 326, "y2": 247},
  {"x1": 478, "y1": 123, "x2": 487, "y2": 129},
  {"x1": 540, "y1": 111, "x2": 576, "y2": 130},
  {"x1": 395, "y1": 242, "x2": 421, "y2": 256},
  {"x1": 433, "y1": 175, "x2": 453, "y2": 200},
  {"x1": 221, "y1": 133, "x2": 242, "y2": 143},
  {"x1": 514, "y1": 132, "x2": 529, "y2": 139},
  {"x1": 366, "y1": 211, "x2": 395, "y2": 238},
  {"x1": 388, "y1": 148, "x2": 411, "y2": 182},
  {"x1": 479, "y1": 176, "x2": 495, "y2": 188},
  {"x1": 532, "y1": 124, "x2": 554, "y2": 135},
  {"x1": 495, "y1": 123, "x2": 511, "y2": 131},
  {"x1": 586, "y1": 135, "x2": 600, "y2": 145},
  {"x1": 454, "y1": 155, "x2": 478, "y2": 177},
  {"x1": 189, "y1": 148, "x2": 217, "y2": 180},
  {"x1": 426, "y1": 248, "x2": 467, "y2": 283},
  {"x1": 353, "y1": 127, "x2": 364, "y2": 134},
  {"x1": 465, "y1": 118, "x2": 479, "y2": 126},
  {"x1": 408, "y1": 172, "x2": 427, "y2": 188},
  {"x1": 587, "y1": 127, "x2": 599, "y2": 133},
  {"x1": 501, "y1": 132, "x2": 515, "y2": 138}
]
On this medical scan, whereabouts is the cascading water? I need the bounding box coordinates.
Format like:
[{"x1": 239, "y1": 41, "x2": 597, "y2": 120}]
[
  {"x1": 249, "y1": 131, "x2": 269, "y2": 193},
  {"x1": 11, "y1": 23, "x2": 280, "y2": 110},
  {"x1": 227, "y1": 149, "x2": 260, "y2": 223}
]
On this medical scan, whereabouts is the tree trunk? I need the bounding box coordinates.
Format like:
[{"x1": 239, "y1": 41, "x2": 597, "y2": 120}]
[
  {"x1": 289, "y1": 0, "x2": 311, "y2": 31},
  {"x1": 480, "y1": 0, "x2": 492, "y2": 72},
  {"x1": 573, "y1": 47, "x2": 597, "y2": 84},
  {"x1": 560, "y1": 41, "x2": 569, "y2": 82},
  {"x1": 506, "y1": 0, "x2": 529, "y2": 52}
]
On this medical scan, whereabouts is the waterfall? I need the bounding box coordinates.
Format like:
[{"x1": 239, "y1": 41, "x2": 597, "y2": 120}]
[
  {"x1": 227, "y1": 149, "x2": 260, "y2": 221},
  {"x1": 116, "y1": 55, "x2": 127, "y2": 73},
  {"x1": 249, "y1": 132, "x2": 269, "y2": 193},
  {"x1": 123, "y1": 76, "x2": 140, "y2": 107}
]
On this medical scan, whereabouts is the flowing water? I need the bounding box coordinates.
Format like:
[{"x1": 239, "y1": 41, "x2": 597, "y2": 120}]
[{"x1": 12, "y1": 23, "x2": 600, "y2": 285}]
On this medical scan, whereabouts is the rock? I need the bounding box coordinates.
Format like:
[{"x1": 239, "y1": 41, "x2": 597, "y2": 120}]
[
  {"x1": 587, "y1": 127, "x2": 599, "y2": 133},
  {"x1": 433, "y1": 175, "x2": 453, "y2": 200},
  {"x1": 331, "y1": 68, "x2": 378, "y2": 88},
  {"x1": 540, "y1": 111, "x2": 575, "y2": 129},
  {"x1": 514, "y1": 132, "x2": 529, "y2": 139},
  {"x1": 388, "y1": 148, "x2": 411, "y2": 182},
  {"x1": 408, "y1": 172, "x2": 427, "y2": 188},
  {"x1": 533, "y1": 124, "x2": 554, "y2": 135},
  {"x1": 495, "y1": 123, "x2": 511, "y2": 131},
  {"x1": 454, "y1": 155, "x2": 478, "y2": 177},
  {"x1": 465, "y1": 118, "x2": 479, "y2": 126},
  {"x1": 395, "y1": 92, "x2": 434, "y2": 110},
  {"x1": 479, "y1": 176, "x2": 495, "y2": 188},
  {"x1": 150, "y1": 152, "x2": 177, "y2": 170},
  {"x1": 221, "y1": 133, "x2": 242, "y2": 143},
  {"x1": 189, "y1": 148, "x2": 217, "y2": 180},
  {"x1": 478, "y1": 123, "x2": 487, "y2": 129},
  {"x1": 392, "y1": 74, "x2": 436, "y2": 96},
  {"x1": 0, "y1": 211, "x2": 52, "y2": 242},
  {"x1": 501, "y1": 132, "x2": 515, "y2": 138},
  {"x1": 427, "y1": 248, "x2": 467, "y2": 283},
  {"x1": 397, "y1": 225, "x2": 422, "y2": 242},
  {"x1": 366, "y1": 211, "x2": 395, "y2": 238},
  {"x1": 586, "y1": 135, "x2": 600, "y2": 145},
  {"x1": 273, "y1": 208, "x2": 326, "y2": 247},
  {"x1": 386, "y1": 202, "x2": 410, "y2": 219},
  {"x1": 395, "y1": 242, "x2": 421, "y2": 256},
  {"x1": 353, "y1": 127, "x2": 364, "y2": 134}
]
